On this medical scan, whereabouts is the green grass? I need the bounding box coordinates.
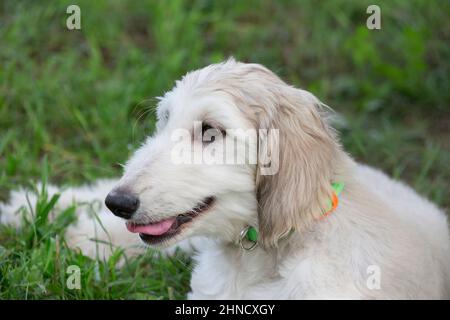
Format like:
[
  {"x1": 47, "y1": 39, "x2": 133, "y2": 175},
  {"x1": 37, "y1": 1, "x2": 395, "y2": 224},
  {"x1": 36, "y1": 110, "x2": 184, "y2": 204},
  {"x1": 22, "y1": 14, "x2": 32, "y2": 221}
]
[
  {"x1": 0, "y1": 0, "x2": 449, "y2": 299},
  {"x1": 0, "y1": 196, "x2": 191, "y2": 299}
]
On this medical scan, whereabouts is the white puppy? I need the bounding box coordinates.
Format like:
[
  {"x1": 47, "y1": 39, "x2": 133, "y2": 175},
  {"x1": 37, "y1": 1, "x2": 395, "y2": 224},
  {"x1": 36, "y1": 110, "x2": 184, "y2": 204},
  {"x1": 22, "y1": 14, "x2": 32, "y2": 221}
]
[{"x1": 1, "y1": 59, "x2": 449, "y2": 299}]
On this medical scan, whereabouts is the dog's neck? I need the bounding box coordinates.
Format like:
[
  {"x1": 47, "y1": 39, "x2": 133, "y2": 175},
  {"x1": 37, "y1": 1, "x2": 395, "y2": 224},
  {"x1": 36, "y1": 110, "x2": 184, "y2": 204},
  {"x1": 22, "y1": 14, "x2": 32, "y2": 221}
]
[
  {"x1": 230, "y1": 154, "x2": 355, "y2": 253},
  {"x1": 235, "y1": 181, "x2": 346, "y2": 252}
]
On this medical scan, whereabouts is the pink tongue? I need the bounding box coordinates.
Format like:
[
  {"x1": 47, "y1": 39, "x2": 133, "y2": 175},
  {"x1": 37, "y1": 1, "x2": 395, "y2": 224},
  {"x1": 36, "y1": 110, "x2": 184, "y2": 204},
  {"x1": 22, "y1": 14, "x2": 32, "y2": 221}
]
[{"x1": 126, "y1": 218, "x2": 176, "y2": 236}]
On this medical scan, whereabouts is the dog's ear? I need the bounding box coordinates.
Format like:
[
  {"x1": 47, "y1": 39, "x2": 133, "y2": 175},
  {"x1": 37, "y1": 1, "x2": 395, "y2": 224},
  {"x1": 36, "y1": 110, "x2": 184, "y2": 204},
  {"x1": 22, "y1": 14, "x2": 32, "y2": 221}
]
[{"x1": 255, "y1": 84, "x2": 340, "y2": 248}]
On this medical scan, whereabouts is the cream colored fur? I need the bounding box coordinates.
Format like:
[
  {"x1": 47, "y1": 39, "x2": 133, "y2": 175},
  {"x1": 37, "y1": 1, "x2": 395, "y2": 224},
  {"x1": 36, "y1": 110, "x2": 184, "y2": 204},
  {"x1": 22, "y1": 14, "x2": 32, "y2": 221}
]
[{"x1": 1, "y1": 59, "x2": 449, "y2": 299}]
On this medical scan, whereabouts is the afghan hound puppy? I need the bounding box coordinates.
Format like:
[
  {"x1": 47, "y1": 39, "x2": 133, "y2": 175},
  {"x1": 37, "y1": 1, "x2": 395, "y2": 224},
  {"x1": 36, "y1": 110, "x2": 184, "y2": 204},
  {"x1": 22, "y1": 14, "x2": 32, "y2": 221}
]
[{"x1": 1, "y1": 59, "x2": 449, "y2": 299}]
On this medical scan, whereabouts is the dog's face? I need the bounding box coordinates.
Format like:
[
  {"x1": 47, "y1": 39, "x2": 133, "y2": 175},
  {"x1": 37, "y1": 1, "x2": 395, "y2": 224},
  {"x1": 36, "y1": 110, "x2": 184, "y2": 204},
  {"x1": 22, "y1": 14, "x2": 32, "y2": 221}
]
[
  {"x1": 105, "y1": 59, "x2": 339, "y2": 248},
  {"x1": 105, "y1": 62, "x2": 260, "y2": 248}
]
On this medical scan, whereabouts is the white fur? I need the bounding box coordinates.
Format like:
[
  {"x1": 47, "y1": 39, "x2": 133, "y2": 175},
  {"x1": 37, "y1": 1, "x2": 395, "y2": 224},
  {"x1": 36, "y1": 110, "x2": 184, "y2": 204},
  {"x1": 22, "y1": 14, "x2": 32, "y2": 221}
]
[{"x1": 1, "y1": 59, "x2": 449, "y2": 299}]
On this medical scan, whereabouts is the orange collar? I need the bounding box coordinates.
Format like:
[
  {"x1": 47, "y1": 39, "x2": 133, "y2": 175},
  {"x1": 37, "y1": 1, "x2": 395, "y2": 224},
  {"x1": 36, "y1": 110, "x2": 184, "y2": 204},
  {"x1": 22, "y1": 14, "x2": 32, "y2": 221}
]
[
  {"x1": 320, "y1": 182, "x2": 345, "y2": 219},
  {"x1": 239, "y1": 182, "x2": 344, "y2": 250}
]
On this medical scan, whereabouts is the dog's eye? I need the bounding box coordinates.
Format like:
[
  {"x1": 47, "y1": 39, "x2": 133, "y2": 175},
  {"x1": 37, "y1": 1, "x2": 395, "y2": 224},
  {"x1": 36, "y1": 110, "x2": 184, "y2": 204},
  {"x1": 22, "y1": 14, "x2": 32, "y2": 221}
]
[{"x1": 202, "y1": 123, "x2": 225, "y2": 143}]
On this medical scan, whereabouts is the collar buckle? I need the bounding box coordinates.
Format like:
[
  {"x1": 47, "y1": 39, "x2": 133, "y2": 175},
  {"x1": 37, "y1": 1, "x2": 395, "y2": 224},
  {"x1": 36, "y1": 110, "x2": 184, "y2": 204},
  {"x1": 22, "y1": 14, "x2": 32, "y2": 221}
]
[{"x1": 239, "y1": 226, "x2": 258, "y2": 251}]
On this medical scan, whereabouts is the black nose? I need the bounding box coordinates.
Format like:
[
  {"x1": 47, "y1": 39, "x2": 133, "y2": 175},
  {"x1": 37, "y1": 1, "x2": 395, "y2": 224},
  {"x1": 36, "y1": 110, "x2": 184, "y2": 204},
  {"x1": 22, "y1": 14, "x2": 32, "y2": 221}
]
[{"x1": 105, "y1": 191, "x2": 139, "y2": 219}]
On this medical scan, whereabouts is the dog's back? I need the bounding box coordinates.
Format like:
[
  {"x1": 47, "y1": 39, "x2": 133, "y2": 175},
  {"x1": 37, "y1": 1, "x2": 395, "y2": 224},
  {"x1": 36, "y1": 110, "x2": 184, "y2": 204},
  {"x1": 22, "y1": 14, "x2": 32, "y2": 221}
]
[{"x1": 355, "y1": 164, "x2": 450, "y2": 298}]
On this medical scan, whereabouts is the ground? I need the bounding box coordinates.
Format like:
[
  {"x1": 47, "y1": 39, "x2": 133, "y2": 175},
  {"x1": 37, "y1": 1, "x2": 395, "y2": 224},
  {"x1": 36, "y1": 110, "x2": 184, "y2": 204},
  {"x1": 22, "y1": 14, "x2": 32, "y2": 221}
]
[{"x1": 0, "y1": 0, "x2": 449, "y2": 299}]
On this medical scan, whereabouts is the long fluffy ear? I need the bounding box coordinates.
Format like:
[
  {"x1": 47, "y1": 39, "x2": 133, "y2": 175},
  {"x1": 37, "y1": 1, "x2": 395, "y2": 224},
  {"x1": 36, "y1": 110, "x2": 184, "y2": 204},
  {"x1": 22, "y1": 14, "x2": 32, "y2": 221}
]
[
  {"x1": 254, "y1": 82, "x2": 341, "y2": 248},
  {"x1": 212, "y1": 60, "x2": 342, "y2": 247}
]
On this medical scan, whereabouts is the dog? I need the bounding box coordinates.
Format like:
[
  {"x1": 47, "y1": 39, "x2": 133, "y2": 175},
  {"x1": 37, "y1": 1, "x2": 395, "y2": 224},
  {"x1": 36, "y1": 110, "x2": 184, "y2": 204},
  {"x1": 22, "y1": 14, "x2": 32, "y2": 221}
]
[{"x1": 1, "y1": 59, "x2": 449, "y2": 299}]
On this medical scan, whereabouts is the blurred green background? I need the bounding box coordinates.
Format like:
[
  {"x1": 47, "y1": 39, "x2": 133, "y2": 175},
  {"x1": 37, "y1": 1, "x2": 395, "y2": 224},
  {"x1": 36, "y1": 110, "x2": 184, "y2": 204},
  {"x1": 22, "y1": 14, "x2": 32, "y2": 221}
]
[{"x1": 0, "y1": 0, "x2": 449, "y2": 299}]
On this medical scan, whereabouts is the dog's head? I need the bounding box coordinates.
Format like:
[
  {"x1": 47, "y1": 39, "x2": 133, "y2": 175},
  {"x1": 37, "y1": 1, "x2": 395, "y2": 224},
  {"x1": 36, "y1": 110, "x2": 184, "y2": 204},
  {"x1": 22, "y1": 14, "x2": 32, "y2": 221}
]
[{"x1": 105, "y1": 59, "x2": 341, "y2": 249}]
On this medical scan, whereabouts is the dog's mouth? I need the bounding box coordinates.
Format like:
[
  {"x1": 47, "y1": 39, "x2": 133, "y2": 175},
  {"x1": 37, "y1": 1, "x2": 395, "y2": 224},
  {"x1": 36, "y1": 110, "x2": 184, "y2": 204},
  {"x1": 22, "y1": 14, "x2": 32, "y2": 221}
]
[{"x1": 125, "y1": 196, "x2": 215, "y2": 245}]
